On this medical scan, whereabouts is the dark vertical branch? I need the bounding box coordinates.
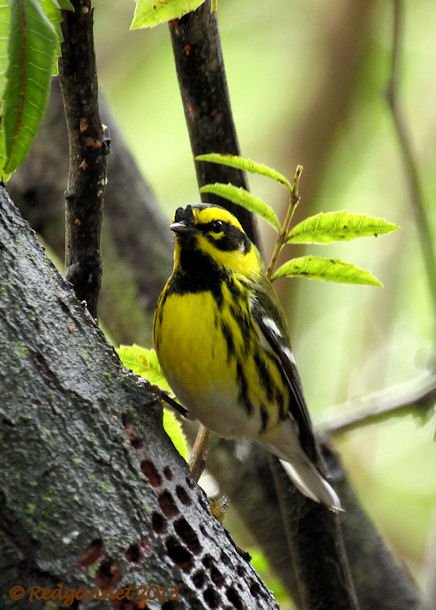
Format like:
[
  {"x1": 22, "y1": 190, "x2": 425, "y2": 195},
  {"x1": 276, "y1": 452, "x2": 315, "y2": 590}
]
[
  {"x1": 269, "y1": 456, "x2": 360, "y2": 610},
  {"x1": 169, "y1": 1, "x2": 259, "y2": 245},
  {"x1": 385, "y1": 0, "x2": 436, "y2": 326},
  {"x1": 208, "y1": 434, "x2": 423, "y2": 610},
  {"x1": 59, "y1": 0, "x2": 109, "y2": 318}
]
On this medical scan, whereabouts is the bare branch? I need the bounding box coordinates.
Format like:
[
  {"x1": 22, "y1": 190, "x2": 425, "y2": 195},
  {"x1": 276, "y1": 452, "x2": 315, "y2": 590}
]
[
  {"x1": 59, "y1": 0, "x2": 109, "y2": 318},
  {"x1": 322, "y1": 374, "x2": 436, "y2": 436},
  {"x1": 270, "y1": 456, "x2": 359, "y2": 610}
]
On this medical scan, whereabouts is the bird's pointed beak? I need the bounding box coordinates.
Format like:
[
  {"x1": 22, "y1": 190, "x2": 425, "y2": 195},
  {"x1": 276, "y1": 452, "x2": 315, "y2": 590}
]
[{"x1": 170, "y1": 221, "x2": 196, "y2": 235}]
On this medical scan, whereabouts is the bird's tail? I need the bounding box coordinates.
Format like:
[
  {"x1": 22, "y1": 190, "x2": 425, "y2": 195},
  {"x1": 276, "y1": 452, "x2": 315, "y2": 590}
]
[{"x1": 279, "y1": 458, "x2": 343, "y2": 513}]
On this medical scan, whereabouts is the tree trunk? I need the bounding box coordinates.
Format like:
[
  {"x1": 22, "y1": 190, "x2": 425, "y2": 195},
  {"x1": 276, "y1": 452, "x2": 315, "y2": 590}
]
[{"x1": 0, "y1": 188, "x2": 279, "y2": 610}]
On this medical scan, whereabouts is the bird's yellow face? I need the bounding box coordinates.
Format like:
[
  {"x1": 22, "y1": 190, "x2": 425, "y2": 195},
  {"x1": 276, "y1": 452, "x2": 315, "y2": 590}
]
[{"x1": 171, "y1": 204, "x2": 262, "y2": 277}]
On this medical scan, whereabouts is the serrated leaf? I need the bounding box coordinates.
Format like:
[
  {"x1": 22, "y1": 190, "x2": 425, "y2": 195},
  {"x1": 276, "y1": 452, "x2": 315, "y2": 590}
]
[
  {"x1": 39, "y1": 0, "x2": 64, "y2": 75},
  {"x1": 287, "y1": 210, "x2": 400, "y2": 244},
  {"x1": 272, "y1": 255, "x2": 383, "y2": 286},
  {"x1": 117, "y1": 344, "x2": 188, "y2": 460},
  {"x1": 130, "y1": 0, "x2": 206, "y2": 29},
  {"x1": 2, "y1": 0, "x2": 57, "y2": 176},
  {"x1": 196, "y1": 153, "x2": 292, "y2": 190},
  {"x1": 199, "y1": 182, "x2": 281, "y2": 232},
  {"x1": 117, "y1": 344, "x2": 173, "y2": 395}
]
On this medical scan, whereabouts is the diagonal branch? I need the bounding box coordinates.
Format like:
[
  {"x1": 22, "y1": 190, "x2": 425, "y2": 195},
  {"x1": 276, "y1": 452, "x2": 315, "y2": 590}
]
[
  {"x1": 59, "y1": 0, "x2": 109, "y2": 318},
  {"x1": 322, "y1": 374, "x2": 436, "y2": 436}
]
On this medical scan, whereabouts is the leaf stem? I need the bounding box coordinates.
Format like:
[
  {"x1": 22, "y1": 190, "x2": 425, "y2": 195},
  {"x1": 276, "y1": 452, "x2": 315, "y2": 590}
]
[{"x1": 266, "y1": 165, "x2": 303, "y2": 279}]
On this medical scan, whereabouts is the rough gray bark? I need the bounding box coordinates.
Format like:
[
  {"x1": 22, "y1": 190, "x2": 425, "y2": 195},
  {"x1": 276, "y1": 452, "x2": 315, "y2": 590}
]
[{"x1": 0, "y1": 188, "x2": 279, "y2": 610}]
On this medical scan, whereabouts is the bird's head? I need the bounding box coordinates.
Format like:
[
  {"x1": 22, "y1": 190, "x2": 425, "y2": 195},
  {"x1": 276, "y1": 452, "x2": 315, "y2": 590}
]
[{"x1": 170, "y1": 204, "x2": 262, "y2": 277}]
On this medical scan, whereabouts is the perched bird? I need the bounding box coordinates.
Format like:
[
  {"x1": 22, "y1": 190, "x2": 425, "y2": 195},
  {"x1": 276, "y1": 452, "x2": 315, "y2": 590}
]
[{"x1": 153, "y1": 204, "x2": 341, "y2": 512}]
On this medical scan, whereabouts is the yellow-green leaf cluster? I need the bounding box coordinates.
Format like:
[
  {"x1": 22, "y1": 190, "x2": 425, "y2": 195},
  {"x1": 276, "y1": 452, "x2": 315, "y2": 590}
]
[
  {"x1": 198, "y1": 153, "x2": 399, "y2": 288},
  {"x1": 131, "y1": 0, "x2": 206, "y2": 30},
  {"x1": 273, "y1": 256, "x2": 383, "y2": 287},
  {"x1": 117, "y1": 344, "x2": 188, "y2": 460},
  {"x1": 287, "y1": 211, "x2": 399, "y2": 244},
  {"x1": 117, "y1": 344, "x2": 173, "y2": 395},
  {"x1": 199, "y1": 182, "x2": 281, "y2": 232}
]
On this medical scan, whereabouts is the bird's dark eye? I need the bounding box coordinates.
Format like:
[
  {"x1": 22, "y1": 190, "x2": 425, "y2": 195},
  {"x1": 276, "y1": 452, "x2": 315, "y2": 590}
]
[{"x1": 210, "y1": 220, "x2": 224, "y2": 233}]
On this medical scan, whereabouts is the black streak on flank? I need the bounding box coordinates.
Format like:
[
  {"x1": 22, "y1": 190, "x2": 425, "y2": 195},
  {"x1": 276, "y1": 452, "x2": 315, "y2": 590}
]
[
  {"x1": 236, "y1": 361, "x2": 254, "y2": 416},
  {"x1": 254, "y1": 352, "x2": 275, "y2": 402},
  {"x1": 267, "y1": 352, "x2": 289, "y2": 421},
  {"x1": 221, "y1": 321, "x2": 235, "y2": 360},
  {"x1": 260, "y1": 405, "x2": 269, "y2": 433}
]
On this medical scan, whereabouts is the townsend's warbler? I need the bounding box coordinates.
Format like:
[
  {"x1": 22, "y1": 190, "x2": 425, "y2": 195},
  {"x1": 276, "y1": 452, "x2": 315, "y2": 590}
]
[{"x1": 153, "y1": 204, "x2": 341, "y2": 512}]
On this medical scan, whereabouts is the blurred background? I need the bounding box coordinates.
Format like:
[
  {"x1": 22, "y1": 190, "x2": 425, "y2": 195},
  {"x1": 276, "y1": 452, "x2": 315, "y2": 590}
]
[{"x1": 94, "y1": 0, "x2": 435, "y2": 605}]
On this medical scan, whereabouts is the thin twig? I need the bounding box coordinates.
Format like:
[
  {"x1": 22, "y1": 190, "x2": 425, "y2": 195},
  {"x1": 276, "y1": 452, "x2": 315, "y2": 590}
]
[
  {"x1": 267, "y1": 165, "x2": 303, "y2": 278},
  {"x1": 188, "y1": 425, "x2": 211, "y2": 482},
  {"x1": 385, "y1": 0, "x2": 436, "y2": 329},
  {"x1": 321, "y1": 373, "x2": 436, "y2": 436},
  {"x1": 156, "y1": 389, "x2": 189, "y2": 418},
  {"x1": 59, "y1": 0, "x2": 109, "y2": 319}
]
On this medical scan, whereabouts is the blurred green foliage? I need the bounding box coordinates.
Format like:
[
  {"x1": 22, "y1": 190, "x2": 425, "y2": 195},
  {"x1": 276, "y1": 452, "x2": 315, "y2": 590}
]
[{"x1": 94, "y1": 0, "x2": 435, "y2": 597}]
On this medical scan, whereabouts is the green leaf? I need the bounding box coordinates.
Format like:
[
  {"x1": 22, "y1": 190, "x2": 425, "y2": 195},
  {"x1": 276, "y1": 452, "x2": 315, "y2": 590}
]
[
  {"x1": 196, "y1": 153, "x2": 293, "y2": 190},
  {"x1": 0, "y1": 2, "x2": 9, "y2": 98},
  {"x1": 39, "y1": 0, "x2": 65, "y2": 74},
  {"x1": 199, "y1": 182, "x2": 281, "y2": 232},
  {"x1": 272, "y1": 255, "x2": 383, "y2": 286},
  {"x1": 0, "y1": 2, "x2": 10, "y2": 172},
  {"x1": 287, "y1": 210, "x2": 400, "y2": 244},
  {"x1": 2, "y1": 0, "x2": 57, "y2": 176},
  {"x1": 56, "y1": 0, "x2": 74, "y2": 9},
  {"x1": 117, "y1": 344, "x2": 188, "y2": 460},
  {"x1": 130, "y1": 0, "x2": 206, "y2": 29},
  {"x1": 162, "y1": 408, "x2": 189, "y2": 460},
  {"x1": 117, "y1": 344, "x2": 173, "y2": 395}
]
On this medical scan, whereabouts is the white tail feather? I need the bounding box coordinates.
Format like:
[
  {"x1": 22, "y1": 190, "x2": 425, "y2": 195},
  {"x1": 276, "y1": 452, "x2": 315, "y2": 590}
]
[{"x1": 279, "y1": 459, "x2": 343, "y2": 513}]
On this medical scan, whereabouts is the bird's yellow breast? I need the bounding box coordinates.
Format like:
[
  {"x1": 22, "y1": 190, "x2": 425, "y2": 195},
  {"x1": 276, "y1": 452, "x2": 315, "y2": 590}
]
[
  {"x1": 156, "y1": 291, "x2": 224, "y2": 384},
  {"x1": 154, "y1": 290, "x2": 239, "y2": 422},
  {"x1": 154, "y1": 278, "x2": 288, "y2": 438}
]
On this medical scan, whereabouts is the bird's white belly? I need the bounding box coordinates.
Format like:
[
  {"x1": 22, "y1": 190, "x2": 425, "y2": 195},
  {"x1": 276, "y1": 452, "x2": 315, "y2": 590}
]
[{"x1": 167, "y1": 370, "x2": 260, "y2": 439}]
